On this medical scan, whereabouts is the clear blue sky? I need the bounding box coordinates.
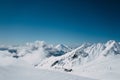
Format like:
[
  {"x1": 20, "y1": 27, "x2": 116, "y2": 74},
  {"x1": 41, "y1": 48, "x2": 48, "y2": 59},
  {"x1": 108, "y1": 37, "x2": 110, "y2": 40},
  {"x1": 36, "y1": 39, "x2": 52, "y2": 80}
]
[{"x1": 0, "y1": 0, "x2": 120, "y2": 45}]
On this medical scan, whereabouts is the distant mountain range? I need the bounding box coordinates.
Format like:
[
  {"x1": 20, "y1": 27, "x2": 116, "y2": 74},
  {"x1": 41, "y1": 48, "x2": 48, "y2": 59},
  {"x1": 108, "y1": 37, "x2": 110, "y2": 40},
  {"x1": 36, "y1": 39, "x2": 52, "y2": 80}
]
[
  {"x1": 0, "y1": 40, "x2": 120, "y2": 68},
  {"x1": 0, "y1": 40, "x2": 120, "y2": 80}
]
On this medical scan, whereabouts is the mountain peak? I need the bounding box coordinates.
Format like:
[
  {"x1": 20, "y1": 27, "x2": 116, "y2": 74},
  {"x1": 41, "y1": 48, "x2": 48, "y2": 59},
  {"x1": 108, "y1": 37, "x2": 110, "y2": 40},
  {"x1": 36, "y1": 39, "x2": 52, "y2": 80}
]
[
  {"x1": 106, "y1": 40, "x2": 116, "y2": 45},
  {"x1": 55, "y1": 44, "x2": 71, "y2": 53},
  {"x1": 56, "y1": 44, "x2": 66, "y2": 48}
]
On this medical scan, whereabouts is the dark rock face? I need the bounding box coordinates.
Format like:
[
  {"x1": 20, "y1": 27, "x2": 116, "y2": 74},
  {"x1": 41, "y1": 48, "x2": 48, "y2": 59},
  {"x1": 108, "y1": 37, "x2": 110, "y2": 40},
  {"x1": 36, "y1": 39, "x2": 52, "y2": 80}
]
[
  {"x1": 0, "y1": 48, "x2": 8, "y2": 51},
  {"x1": 72, "y1": 54, "x2": 78, "y2": 59},
  {"x1": 64, "y1": 69, "x2": 72, "y2": 72},
  {"x1": 72, "y1": 50, "x2": 89, "y2": 59},
  {"x1": 13, "y1": 55, "x2": 19, "y2": 58},
  {"x1": 8, "y1": 49, "x2": 17, "y2": 54},
  {"x1": 51, "y1": 61, "x2": 59, "y2": 67}
]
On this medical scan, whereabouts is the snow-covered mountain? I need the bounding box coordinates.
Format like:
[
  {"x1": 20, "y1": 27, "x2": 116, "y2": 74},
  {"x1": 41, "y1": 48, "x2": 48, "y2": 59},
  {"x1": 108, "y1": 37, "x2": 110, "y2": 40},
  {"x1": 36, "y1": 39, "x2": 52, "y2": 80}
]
[
  {"x1": 0, "y1": 40, "x2": 120, "y2": 67},
  {"x1": 36, "y1": 40, "x2": 120, "y2": 70},
  {"x1": 0, "y1": 41, "x2": 71, "y2": 65},
  {"x1": 55, "y1": 44, "x2": 72, "y2": 53},
  {"x1": 0, "y1": 40, "x2": 120, "y2": 80}
]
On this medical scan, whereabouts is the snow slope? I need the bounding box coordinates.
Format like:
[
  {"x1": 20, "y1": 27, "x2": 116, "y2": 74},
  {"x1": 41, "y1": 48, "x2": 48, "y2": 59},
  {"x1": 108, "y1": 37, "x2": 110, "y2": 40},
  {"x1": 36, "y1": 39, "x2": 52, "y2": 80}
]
[
  {"x1": 35, "y1": 40, "x2": 120, "y2": 80},
  {"x1": 0, "y1": 62, "x2": 95, "y2": 80},
  {"x1": 0, "y1": 40, "x2": 120, "y2": 80},
  {"x1": 72, "y1": 55, "x2": 120, "y2": 80},
  {"x1": 0, "y1": 41, "x2": 71, "y2": 66},
  {"x1": 38, "y1": 40, "x2": 120, "y2": 69}
]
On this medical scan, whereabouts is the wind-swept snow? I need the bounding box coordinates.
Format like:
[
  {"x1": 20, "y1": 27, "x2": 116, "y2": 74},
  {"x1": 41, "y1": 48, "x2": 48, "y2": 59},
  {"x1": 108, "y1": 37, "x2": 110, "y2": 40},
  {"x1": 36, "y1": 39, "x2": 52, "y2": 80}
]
[
  {"x1": 0, "y1": 40, "x2": 120, "y2": 80},
  {"x1": 72, "y1": 55, "x2": 120, "y2": 80},
  {"x1": 0, "y1": 62, "x2": 95, "y2": 80}
]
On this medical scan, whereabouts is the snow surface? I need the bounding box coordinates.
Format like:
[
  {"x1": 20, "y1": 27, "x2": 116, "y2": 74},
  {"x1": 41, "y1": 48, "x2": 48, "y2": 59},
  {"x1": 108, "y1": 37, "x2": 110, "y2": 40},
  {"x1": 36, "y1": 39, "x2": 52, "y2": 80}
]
[
  {"x1": 0, "y1": 61, "x2": 95, "y2": 80},
  {"x1": 55, "y1": 44, "x2": 72, "y2": 52},
  {"x1": 0, "y1": 40, "x2": 120, "y2": 80},
  {"x1": 71, "y1": 55, "x2": 120, "y2": 80}
]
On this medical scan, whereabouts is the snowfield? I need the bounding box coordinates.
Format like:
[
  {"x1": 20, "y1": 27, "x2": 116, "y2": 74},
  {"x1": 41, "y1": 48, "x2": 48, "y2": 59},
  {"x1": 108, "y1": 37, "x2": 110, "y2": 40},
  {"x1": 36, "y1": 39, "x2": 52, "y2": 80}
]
[
  {"x1": 71, "y1": 55, "x2": 120, "y2": 80},
  {"x1": 0, "y1": 62, "x2": 95, "y2": 80},
  {"x1": 0, "y1": 40, "x2": 120, "y2": 80}
]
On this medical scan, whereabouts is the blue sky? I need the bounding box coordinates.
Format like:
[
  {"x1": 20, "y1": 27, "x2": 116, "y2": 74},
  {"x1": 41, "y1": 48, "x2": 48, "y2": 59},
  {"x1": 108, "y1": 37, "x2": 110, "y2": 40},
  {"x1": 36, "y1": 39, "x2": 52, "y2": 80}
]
[{"x1": 0, "y1": 0, "x2": 120, "y2": 45}]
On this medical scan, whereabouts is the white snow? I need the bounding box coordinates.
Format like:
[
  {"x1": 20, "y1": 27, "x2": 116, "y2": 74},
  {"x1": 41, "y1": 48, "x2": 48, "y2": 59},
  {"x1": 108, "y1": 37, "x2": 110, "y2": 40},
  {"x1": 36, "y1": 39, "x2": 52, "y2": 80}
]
[
  {"x1": 71, "y1": 55, "x2": 120, "y2": 80},
  {"x1": 55, "y1": 44, "x2": 72, "y2": 52},
  {"x1": 0, "y1": 40, "x2": 120, "y2": 80},
  {"x1": 0, "y1": 62, "x2": 95, "y2": 80}
]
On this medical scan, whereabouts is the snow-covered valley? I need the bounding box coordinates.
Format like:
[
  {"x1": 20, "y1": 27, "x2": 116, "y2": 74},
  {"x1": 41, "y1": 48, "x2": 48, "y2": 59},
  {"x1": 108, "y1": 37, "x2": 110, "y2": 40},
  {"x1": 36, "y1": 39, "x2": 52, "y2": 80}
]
[{"x1": 0, "y1": 40, "x2": 120, "y2": 80}]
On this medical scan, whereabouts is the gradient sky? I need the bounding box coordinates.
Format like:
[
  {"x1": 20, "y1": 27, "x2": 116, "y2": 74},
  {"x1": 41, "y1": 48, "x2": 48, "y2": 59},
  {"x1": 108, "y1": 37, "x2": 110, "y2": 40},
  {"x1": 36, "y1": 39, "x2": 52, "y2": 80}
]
[{"x1": 0, "y1": 0, "x2": 120, "y2": 45}]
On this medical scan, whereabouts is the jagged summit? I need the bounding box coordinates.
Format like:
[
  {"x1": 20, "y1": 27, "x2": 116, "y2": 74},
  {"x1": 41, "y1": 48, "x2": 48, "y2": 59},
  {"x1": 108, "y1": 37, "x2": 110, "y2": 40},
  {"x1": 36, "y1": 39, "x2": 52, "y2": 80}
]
[
  {"x1": 0, "y1": 40, "x2": 120, "y2": 80},
  {"x1": 105, "y1": 40, "x2": 117, "y2": 46},
  {"x1": 0, "y1": 40, "x2": 120, "y2": 69},
  {"x1": 55, "y1": 44, "x2": 71, "y2": 53},
  {"x1": 35, "y1": 40, "x2": 120, "y2": 69}
]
